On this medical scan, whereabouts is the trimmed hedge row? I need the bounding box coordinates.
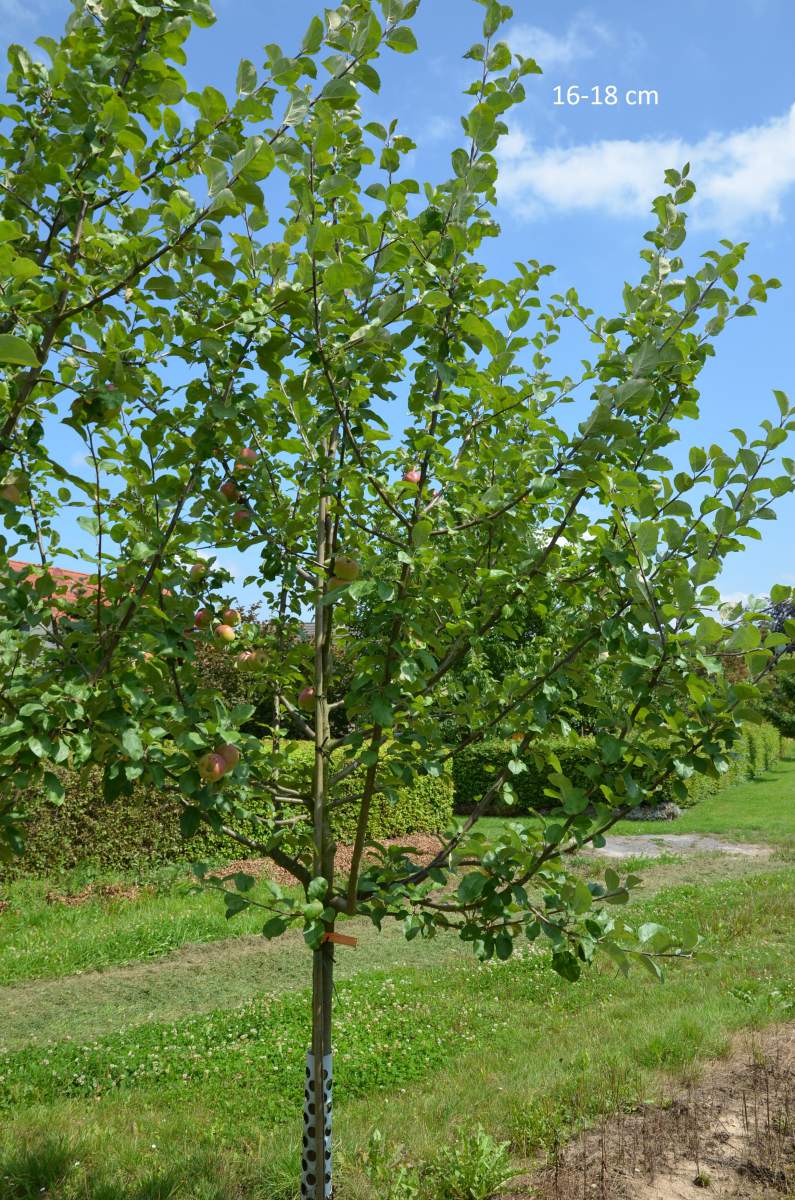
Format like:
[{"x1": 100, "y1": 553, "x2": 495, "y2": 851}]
[
  {"x1": 452, "y1": 736, "x2": 596, "y2": 816},
  {"x1": 278, "y1": 741, "x2": 454, "y2": 846},
  {"x1": 1, "y1": 749, "x2": 454, "y2": 881},
  {"x1": 452, "y1": 722, "x2": 786, "y2": 815}
]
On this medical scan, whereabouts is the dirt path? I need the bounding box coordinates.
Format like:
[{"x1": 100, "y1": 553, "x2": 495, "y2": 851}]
[
  {"x1": 589, "y1": 833, "x2": 773, "y2": 859},
  {"x1": 524, "y1": 1022, "x2": 795, "y2": 1199}
]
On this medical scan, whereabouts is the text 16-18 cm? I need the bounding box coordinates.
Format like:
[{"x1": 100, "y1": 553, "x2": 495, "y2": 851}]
[{"x1": 553, "y1": 85, "x2": 659, "y2": 107}]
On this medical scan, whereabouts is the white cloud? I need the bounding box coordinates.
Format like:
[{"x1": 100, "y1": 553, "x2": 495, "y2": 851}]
[
  {"x1": 507, "y1": 11, "x2": 625, "y2": 70},
  {"x1": 425, "y1": 115, "x2": 456, "y2": 143},
  {"x1": 497, "y1": 104, "x2": 795, "y2": 231},
  {"x1": 0, "y1": 0, "x2": 50, "y2": 22}
]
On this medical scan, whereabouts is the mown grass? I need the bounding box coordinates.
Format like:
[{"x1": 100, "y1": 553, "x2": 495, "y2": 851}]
[
  {"x1": 479, "y1": 755, "x2": 795, "y2": 848},
  {"x1": 0, "y1": 868, "x2": 302, "y2": 987},
  {"x1": 0, "y1": 868, "x2": 793, "y2": 1199},
  {"x1": 2, "y1": 756, "x2": 792, "y2": 993},
  {"x1": 611, "y1": 756, "x2": 795, "y2": 843}
]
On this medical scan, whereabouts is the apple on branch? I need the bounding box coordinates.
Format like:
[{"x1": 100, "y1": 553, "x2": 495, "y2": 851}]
[
  {"x1": 194, "y1": 607, "x2": 213, "y2": 629},
  {"x1": 216, "y1": 743, "x2": 241, "y2": 770},
  {"x1": 298, "y1": 685, "x2": 316, "y2": 711},
  {"x1": 402, "y1": 467, "x2": 421, "y2": 485},
  {"x1": 232, "y1": 509, "x2": 254, "y2": 531},
  {"x1": 332, "y1": 555, "x2": 360, "y2": 581},
  {"x1": 222, "y1": 608, "x2": 241, "y2": 626},
  {"x1": 219, "y1": 479, "x2": 241, "y2": 503},
  {"x1": 234, "y1": 447, "x2": 258, "y2": 473},
  {"x1": 198, "y1": 752, "x2": 227, "y2": 784},
  {"x1": 215, "y1": 624, "x2": 236, "y2": 643},
  {"x1": 237, "y1": 649, "x2": 262, "y2": 671}
]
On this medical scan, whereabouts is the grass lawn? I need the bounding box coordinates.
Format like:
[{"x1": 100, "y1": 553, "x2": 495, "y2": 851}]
[
  {"x1": 0, "y1": 867, "x2": 794, "y2": 1198},
  {"x1": 0, "y1": 869, "x2": 307, "y2": 987},
  {"x1": 478, "y1": 755, "x2": 795, "y2": 847},
  {"x1": 0, "y1": 763, "x2": 793, "y2": 1198},
  {"x1": 611, "y1": 756, "x2": 795, "y2": 843}
]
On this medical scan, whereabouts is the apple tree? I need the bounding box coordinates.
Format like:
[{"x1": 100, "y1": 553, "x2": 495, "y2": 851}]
[{"x1": 1, "y1": 1, "x2": 795, "y2": 1196}]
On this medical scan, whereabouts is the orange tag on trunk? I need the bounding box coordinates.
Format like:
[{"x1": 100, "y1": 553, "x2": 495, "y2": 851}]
[{"x1": 322, "y1": 931, "x2": 358, "y2": 947}]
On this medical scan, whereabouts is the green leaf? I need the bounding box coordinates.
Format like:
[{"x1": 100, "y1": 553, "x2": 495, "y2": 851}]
[
  {"x1": 0, "y1": 334, "x2": 39, "y2": 367},
  {"x1": 301, "y1": 15, "x2": 324, "y2": 54},
  {"x1": 726, "y1": 623, "x2": 761, "y2": 652},
  {"x1": 689, "y1": 446, "x2": 707, "y2": 472},
  {"x1": 371, "y1": 696, "x2": 394, "y2": 727},
  {"x1": 236, "y1": 59, "x2": 257, "y2": 95},
  {"x1": 43, "y1": 771, "x2": 65, "y2": 806},
  {"x1": 411, "y1": 518, "x2": 432, "y2": 547},
  {"x1": 263, "y1": 916, "x2": 288, "y2": 938},
  {"x1": 385, "y1": 27, "x2": 418, "y2": 53},
  {"x1": 99, "y1": 95, "x2": 129, "y2": 132},
  {"x1": 467, "y1": 103, "x2": 495, "y2": 148},
  {"x1": 457, "y1": 871, "x2": 487, "y2": 903},
  {"x1": 180, "y1": 807, "x2": 202, "y2": 838},
  {"x1": 121, "y1": 728, "x2": 144, "y2": 760}
]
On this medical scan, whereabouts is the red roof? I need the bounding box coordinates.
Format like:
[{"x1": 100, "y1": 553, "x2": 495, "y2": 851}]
[{"x1": 9, "y1": 560, "x2": 97, "y2": 605}]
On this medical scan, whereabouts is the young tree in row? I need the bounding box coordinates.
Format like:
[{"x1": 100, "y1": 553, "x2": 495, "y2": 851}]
[{"x1": 1, "y1": 1, "x2": 793, "y2": 1195}]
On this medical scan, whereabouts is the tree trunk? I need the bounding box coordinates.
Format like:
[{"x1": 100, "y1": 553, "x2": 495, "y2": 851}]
[
  {"x1": 302, "y1": 452, "x2": 336, "y2": 1200},
  {"x1": 304, "y1": 939, "x2": 334, "y2": 1199}
]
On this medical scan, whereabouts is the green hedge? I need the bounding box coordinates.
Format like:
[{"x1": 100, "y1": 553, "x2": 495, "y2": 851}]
[
  {"x1": 1, "y1": 750, "x2": 453, "y2": 882},
  {"x1": 277, "y1": 741, "x2": 453, "y2": 845},
  {"x1": 452, "y1": 736, "x2": 596, "y2": 816},
  {"x1": 452, "y1": 723, "x2": 785, "y2": 815}
]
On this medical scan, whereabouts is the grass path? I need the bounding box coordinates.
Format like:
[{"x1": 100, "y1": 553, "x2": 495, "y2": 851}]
[
  {"x1": 0, "y1": 850, "x2": 772, "y2": 1052},
  {"x1": 0, "y1": 918, "x2": 471, "y2": 1051},
  {"x1": 2, "y1": 759, "x2": 791, "y2": 990},
  {"x1": 0, "y1": 868, "x2": 793, "y2": 1199}
]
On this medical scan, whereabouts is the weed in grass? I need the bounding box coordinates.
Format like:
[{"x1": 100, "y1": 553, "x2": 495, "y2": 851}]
[
  {"x1": 359, "y1": 1130, "x2": 421, "y2": 1200},
  {"x1": 360, "y1": 1126, "x2": 514, "y2": 1200},
  {"x1": 427, "y1": 1126, "x2": 515, "y2": 1200}
]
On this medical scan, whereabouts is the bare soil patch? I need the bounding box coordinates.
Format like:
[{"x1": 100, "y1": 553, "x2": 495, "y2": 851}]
[
  {"x1": 524, "y1": 1024, "x2": 795, "y2": 1199},
  {"x1": 210, "y1": 832, "x2": 446, "y2": 887}
]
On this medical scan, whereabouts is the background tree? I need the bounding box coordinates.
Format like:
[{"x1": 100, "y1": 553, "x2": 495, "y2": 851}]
[{"x1": 1, "y1": 2, "x2": 795, "y2": 1197}]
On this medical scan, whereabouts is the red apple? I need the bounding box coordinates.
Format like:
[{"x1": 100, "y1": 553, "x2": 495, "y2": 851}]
[
  {"x1": 234, "y1": 447, "x2": 258, "y2": 473},
  {"x1": 298, "y1": 685, "x2": 316, "y2": 711},
  {"x1": 198, "y1": 752, "x2": 227, "y2": 783},
  {"x1": 194, "y1": 607, "x2": 213, "y2": 629},
  {"x1": 215, "y1": 624, "x2": 236, "y2": 643},
  {"x1": 219, "y1": 479, "x2": 240, "y2": 502},
  {"x1": 222, "y1": 608, "x2": 241, "y2": 626},
  {"x1": 333, "y1": 556, "x2": 360, "y2": 581},
  {"x1": 216, "y1": 743, "x2": 241, "y2": 770},
  {"x1": 189, "y1": 562, "x2": 208, "y2": 582},
  {"x1": 237, "y1": 650, "x2": 260, "y2": 671},
  {"x1": 232, "y1": 509, "x2": 253, "y2": 531},
  {"x1": 402, "y1": 467, "x2": 421, "y2": 485}
]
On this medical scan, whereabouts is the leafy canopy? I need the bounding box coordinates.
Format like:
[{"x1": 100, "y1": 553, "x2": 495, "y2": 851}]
[{"x1": 1, "y1": 0, "x2": 794, "y2": 978}]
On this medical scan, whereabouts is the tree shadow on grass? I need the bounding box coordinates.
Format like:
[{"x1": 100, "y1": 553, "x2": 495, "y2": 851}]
[{"x1": 0, "y1": 1136, "x2": 300, "y2": 1200}]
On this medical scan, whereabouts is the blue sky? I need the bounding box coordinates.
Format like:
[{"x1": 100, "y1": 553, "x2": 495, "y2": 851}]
[{"x1": 3, "y1": 0, "x2": 794, "y2": 604}]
